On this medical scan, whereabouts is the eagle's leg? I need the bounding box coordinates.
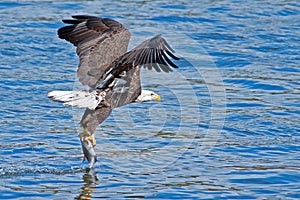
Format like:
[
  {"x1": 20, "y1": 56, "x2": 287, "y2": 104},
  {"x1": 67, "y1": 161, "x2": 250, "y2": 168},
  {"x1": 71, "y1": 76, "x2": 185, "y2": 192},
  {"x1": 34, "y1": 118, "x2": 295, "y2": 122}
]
[
  {"x1": 80, "y1": 128, "x2": 97, "y2": 168},
  {"x1": 80, "y1": 128, "x2": 96, "y2": 146}
]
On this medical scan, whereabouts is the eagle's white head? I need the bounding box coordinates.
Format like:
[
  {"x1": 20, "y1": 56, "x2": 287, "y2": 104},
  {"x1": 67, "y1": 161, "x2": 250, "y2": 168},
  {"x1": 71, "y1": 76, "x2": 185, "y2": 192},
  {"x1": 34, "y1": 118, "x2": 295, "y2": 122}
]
[{"x1": 136, "y1": 89, "x2": 161, "y2": 102}]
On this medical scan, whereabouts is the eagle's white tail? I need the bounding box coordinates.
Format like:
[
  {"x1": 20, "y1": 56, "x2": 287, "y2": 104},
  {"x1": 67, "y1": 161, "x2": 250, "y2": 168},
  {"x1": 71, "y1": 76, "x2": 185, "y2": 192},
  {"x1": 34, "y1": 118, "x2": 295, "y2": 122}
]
[{"x1": 47, "y1": 90, "x2": 102, "y2": 110}]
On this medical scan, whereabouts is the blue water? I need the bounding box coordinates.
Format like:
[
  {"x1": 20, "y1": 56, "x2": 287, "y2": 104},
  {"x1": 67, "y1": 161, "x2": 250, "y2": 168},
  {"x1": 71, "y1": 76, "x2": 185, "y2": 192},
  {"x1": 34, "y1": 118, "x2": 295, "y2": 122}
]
[{"x1": 1, "y1": 0, "x2": 300, "y2": 199}]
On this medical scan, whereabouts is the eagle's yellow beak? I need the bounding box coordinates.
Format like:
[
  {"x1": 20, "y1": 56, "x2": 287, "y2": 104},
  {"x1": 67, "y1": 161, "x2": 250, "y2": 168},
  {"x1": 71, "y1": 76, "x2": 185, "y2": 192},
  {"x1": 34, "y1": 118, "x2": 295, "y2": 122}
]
[{"x1": 155, "y1": 94, "x2": 161, "y2": 101}]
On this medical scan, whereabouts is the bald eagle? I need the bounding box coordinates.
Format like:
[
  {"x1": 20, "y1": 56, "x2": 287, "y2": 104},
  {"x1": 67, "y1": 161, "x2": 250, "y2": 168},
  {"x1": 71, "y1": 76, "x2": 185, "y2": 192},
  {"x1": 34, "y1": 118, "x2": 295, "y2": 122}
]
[{"x1": 47, "y1": 15, "x2": 179, "y2": 168}]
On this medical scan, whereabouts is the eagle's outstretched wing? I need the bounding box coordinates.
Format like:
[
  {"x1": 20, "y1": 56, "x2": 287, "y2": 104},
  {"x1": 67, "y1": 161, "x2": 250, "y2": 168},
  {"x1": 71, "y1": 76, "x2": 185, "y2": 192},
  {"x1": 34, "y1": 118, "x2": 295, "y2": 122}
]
[
  {"x1": 58, "y1": 15, "x2": 131, "y2": 88},
  {"x1": 96, "y1": 34, "x2": 180, "y2": 108}
]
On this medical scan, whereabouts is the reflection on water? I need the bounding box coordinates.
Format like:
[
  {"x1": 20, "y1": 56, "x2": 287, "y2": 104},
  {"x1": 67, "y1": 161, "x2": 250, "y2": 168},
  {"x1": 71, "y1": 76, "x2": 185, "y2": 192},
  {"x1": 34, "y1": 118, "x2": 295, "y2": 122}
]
[
  {"x1": 0, "y1": 0, "x2": 300, "y2": 199},
  {"x1": 75, "y1": 168, "x2": 99, "y2": 200}
]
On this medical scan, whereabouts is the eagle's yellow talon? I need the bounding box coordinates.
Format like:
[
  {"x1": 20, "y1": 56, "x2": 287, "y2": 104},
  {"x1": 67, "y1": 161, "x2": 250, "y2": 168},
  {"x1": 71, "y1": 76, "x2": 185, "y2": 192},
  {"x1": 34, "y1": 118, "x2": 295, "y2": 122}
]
[
  {"x1": 80, "y1": 129, "x2": 96, "y2": 147},
  {"x1": 89, "y1": 134, "x2": 96, "y2": 147}
]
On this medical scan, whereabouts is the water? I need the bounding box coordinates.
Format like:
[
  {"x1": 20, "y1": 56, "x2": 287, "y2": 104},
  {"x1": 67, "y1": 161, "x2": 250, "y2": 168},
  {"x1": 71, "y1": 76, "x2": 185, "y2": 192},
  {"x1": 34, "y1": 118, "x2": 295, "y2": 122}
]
[{"x1": 0, "y1": 0, "x2": 299, "y2": 199}]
